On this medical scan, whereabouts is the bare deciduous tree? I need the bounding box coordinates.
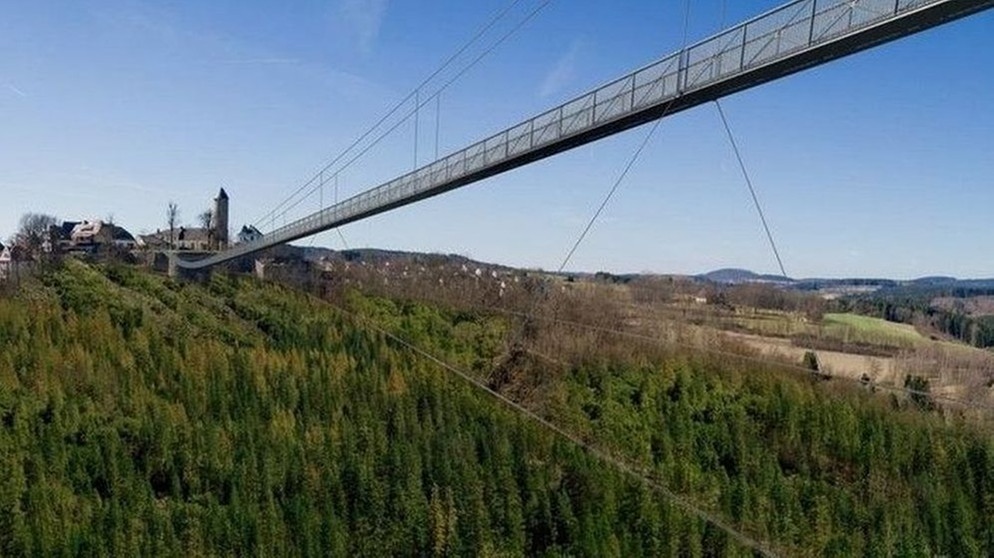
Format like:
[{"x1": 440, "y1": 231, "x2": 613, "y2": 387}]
[
  {"x1": 198, "y1": 209, "x2": 214, "y2": 248},
  {"x1": 167, "y1": 202, "x2": 179, "y2": 250},
  {"x1": 15, "y1": 212, "x2": 58, "y2": 260},
  {"x1": 198, "y1": 209, "x2": 213, "y2": 230}
]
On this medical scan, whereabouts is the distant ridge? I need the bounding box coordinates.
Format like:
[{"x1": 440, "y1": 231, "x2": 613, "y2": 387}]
[
  {"x1": 699, "y1": 267, "x2": 994, "y2": 292},
  {"x1": 287, "y1": 246, "x2": 994, "y2": 292},
  {"x1": 909, "y1": 276, "x2": 959, "y2": 286},
  {"x1": 698, "y1": 268, "x2": 793, "y2": 284}
]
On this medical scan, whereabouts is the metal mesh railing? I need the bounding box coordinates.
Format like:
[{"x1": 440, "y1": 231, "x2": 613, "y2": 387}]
[{"x1": 180, "y1": 0, "x2": 956, "y2": 269}]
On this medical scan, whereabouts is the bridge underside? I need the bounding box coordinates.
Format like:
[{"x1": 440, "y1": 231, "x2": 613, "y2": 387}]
[{"x1": 178, "y1": 0, "x2": 994, "y2": 271}]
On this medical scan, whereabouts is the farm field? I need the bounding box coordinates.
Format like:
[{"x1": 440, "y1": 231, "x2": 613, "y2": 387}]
[
  {"x1": 821, "y1": 313, "x2": 924, "y2": 348},
  {"x1": 608, "y1": 288, "x2": 994, "y2": 408}
]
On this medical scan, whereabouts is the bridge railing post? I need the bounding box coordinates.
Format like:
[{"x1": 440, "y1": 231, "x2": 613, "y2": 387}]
[
  {"x1": 739, "y1": 26, "x2": 748, "y2": 71},
  {"x1": 629, "y1": 74, "x2": 636, "y2": 111}
]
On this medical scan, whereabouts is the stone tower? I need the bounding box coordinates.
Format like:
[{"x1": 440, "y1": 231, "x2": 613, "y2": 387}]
[{"x1": 214, "y1": 187, "x2": 229, "y2": 250}]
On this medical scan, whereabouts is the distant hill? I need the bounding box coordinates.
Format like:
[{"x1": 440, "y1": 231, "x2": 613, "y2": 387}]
[
  {"x1": 906, "y1": 277, "x2": 994, "y2": 290},
  {"x1": 849, "y1": 277, "x2": 994, "y2": 297},
  {"x1": 299, "y1": 245, "x2": 518, "y2": 272},
  {"x1": 698, "y1": 268, "x2": 793, "y2": 284},
  {"x1": 909, "y1": 276, "x2": 959, "y2": 286}
]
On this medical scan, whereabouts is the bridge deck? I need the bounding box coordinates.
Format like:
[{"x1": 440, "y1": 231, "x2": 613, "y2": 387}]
[{"x1": 178, "y1": 0, "x2": 993, "y2": 270}]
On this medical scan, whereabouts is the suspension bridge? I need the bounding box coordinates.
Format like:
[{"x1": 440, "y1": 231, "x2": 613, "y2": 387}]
[{"x1": 173, "y1": 0, "x2": 994, "y2": 273}]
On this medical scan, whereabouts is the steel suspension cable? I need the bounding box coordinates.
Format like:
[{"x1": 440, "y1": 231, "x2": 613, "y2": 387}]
[
  {"x1": 510, "y1": 0, "x2": 688, "y2": 348},
  {"x1": 266, "y1": 0, "x2": 554, "y2": 224},
  {"x1": 253, "y1": 0, "x2": 532, "y2": 229},
  {"x1": 489, "y1": 306, "x2": 994, "y2": 413},
  {"x1": 556, "y1": 118, "x2": 662, "y2": 274},
  {"x1": 330, "y1": 300, "x2": 781, "y2": 557},
  {"x1": 715, "y1": 100, "x2": 789, "y2": 278},
  {"x1": 555, "y1": 0, "x2": 692, "y2": 276}
]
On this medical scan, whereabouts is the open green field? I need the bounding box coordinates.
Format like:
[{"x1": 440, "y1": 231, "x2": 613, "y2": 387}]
[{"x1": 822, "y1": 312, "x2": 924, "y2": 348}]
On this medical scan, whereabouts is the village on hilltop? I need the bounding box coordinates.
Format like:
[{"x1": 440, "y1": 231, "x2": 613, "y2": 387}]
[{"x1": 1, "y1": 188, "x2": 263, "y2": 280}]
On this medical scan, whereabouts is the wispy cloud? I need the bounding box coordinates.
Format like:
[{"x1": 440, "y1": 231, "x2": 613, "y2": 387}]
[
  {"x1": 1, "y1": 179, "x2": 104, "y2": 203},
  {"x1": 539, "y1": 40, "x2": 582, "y2": 99},
  {"x1": 5, "y1": 83, "x2": 27, "y2": 98},
  {"x1": 0, "y1": 181, "x2": 35, "y2": 194},
  {"x1": 93, "y1": 2, "x2": 387, "y2": 102},
  {"x1": 216, "y1": 57, "x2": 299, "y2": 65},
  {"x1": 338, "y1": 0, "x2": 388, "y2": 55},
  {"x1": 55, "y1": 168, "x2": 165, "y2": 197}
]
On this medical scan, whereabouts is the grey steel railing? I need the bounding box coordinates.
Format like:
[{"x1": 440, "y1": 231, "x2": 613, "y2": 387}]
[{"x1": 178, "y1": 0, "x2": 992, "y2": 269}]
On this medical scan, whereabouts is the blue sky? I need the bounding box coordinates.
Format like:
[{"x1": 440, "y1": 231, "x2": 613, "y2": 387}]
[{"x1": 1, "y1": 0, "x2": 992, "y2": 278}]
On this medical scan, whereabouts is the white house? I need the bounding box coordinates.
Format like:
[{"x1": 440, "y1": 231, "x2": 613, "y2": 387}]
[
  {"x1": 70, "y1": 220, "x2": 110, "y2": 246},
  {"x1": 46, "y1": 220, "x2": 139, "y2": 253},
  {"x1": 175, "y1": 227, "x2": 211, "y2": 251},
  {"x1": 110, "y1": 226, "x2": 137, "y2": 250},
  {"x1": 237, "y1": 224, "x2": 263, "y2": 244},
  {"x1": 0, "y1": 242, "x2": 10, "y2": 280},
  {"x1": 138, "y1": 227, "x2": 211, "y2": 251}
]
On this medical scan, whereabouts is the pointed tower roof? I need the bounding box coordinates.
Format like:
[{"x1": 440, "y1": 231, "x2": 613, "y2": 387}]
[{"x1": 217, "y1": 187, "x2": 228, "y2": 200}]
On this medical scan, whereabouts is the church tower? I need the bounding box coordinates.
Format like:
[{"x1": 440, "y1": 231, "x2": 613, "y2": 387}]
[{"x1": 214, "y1": 187, "x2": 229, "y2": 250}]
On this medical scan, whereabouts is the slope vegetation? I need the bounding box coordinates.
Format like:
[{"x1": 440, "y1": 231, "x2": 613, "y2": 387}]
[{"x1": 0, "y1": 261, "x2": 992, "y2": 556}]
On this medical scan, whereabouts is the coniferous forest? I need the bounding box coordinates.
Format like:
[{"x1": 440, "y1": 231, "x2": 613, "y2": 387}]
[{"x1": 1, "y1": 261, "x2": 993, "y2": 556}]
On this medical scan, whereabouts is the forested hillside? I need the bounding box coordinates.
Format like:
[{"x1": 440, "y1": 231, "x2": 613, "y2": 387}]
[{"x1": 1, "y1": 261, "x2": 992, "y2": 556}]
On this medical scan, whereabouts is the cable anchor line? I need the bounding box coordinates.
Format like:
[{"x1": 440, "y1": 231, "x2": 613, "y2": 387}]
[
  {"x1": 715, "y1": 100, "x2": 788, "y2": 278},
  {"x1": 251, "y1": 0, "x2": 536, "y2": 230},
  {"x1": 332, "y1": 301, "x2": 781, "y2": 558}
]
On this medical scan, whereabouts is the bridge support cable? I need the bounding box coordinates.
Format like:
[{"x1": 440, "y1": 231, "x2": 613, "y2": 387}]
[
  {"x1": 556, "y1": 0, "x2": 694, "y2": 276},
  {"x1": 715, "y1": 100, "x2": 789, "y2": 278},
  {"x1": 337, "y1": 229, "x2": 351, "y2": 251},
  {"x1": 491, "y1": 302, "x2": 993, "y2": 515},
  {"x1": 501, "y1": 0, "x2": 684, "y2": 356},
  {"x1": 330, "y1": 301, "x2": 781, "y2": 558},
  {"x1": 487, "y1": 306, "x2": 994, "y2": 414},
  {"x1": 179, "y1": 0, "x2": 994, "y2": 270},
  {"x1": 251, "y1": 0, "x2": 535, "y2": 229},
  {"x1": 557, "y1": 118, "x2": 662, "y2": 275},
  {"x1": 414, "y1": 89, "x2": 420, "y2": 170},
  {"x1": 255, "y1": 0, "x2": 555, "y2": 233},
  {"x1": 681, "y1": 0, "x2": 692, "y2": 47},
  {"x1": 498, "y1": 106, "x2": 669, "y2": 360},
  {"x1": 331, "y1": 175, "x2": 351, "y2": 250},
  {"x1": 435, "y1": 93, "x2": 442, "y2": 161}
]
